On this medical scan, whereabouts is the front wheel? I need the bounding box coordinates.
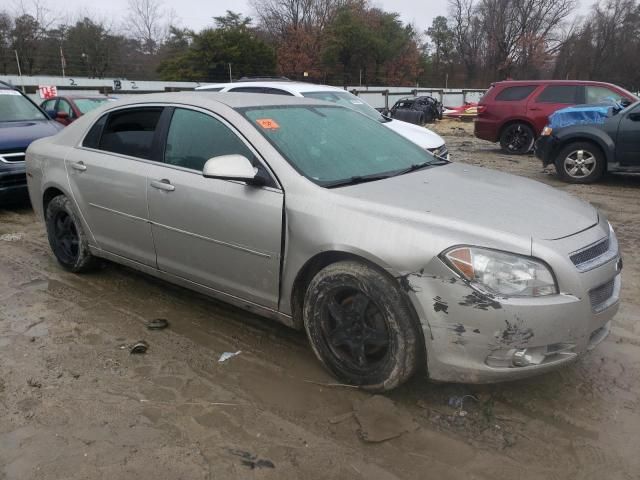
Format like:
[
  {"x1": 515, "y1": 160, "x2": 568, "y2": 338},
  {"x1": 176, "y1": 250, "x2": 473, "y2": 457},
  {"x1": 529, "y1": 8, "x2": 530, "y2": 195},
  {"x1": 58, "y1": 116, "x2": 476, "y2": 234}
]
[
  {"x1": 554, "y1": 142, "x2": 605, "y2": 184},
  {"x1": 45, "y1": 195, "x2": 96, "y2": 272},
  {"x1": 303, "y1": 261, "x2": 422, "y2": 391},
  {"x1": 499, "y1": 123, "x2": 535, "y2": 154}
]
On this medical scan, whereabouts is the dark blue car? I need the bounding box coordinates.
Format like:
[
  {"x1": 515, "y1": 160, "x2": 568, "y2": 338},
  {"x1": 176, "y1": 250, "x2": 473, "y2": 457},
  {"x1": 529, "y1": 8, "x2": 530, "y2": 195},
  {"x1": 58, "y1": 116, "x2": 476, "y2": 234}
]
[{"x1": 0, "y1": 81, "x2": 62, "y2": 205}]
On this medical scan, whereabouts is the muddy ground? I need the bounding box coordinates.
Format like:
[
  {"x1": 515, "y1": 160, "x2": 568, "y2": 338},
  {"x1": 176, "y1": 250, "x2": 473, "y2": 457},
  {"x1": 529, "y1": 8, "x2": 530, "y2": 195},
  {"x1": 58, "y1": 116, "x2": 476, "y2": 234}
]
[{"x1": 1, "y1": 119, "x2": 639, "y2": 479}]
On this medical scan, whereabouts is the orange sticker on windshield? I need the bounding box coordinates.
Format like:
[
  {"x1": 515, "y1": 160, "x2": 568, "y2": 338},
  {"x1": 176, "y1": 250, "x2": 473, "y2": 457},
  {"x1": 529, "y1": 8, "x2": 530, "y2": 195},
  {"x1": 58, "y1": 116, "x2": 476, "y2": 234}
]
[{"x1": 256, "y1": 118, "x2": 280, "y2": 130}]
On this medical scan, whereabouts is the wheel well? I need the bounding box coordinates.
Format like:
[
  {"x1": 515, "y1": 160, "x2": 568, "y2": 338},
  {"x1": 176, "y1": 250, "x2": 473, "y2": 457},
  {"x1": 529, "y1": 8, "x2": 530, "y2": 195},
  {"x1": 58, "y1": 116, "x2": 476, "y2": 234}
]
[
  {"x1": 290, "y1": 252, "x2": 361, "y2": 329},
  {"x1": 290, "y1": 251, "x2": 414, "y2": 330},
  {"x1": 289, "y1": 250, "x2": 428, "y2": 373},
  {"x1": 43, "y1": 187, "x2": 65, "y2": 213},
  {"x1": 499, "y1": 119, "x2": 537, "y2": 139},
  {"x1": 556, "y1": 138, "x2": 605, "y2": 158}
]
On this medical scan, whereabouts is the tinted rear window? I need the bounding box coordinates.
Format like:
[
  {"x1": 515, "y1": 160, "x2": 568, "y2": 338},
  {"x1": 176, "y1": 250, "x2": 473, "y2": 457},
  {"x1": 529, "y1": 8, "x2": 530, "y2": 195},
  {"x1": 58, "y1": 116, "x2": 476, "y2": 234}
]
[
  {"x1": 536, "y1": 85, "x2": 579, "y2": 104},
  {"x1": 495, "y1": 86, "x2": 537, "y2": 101},
  {"x1": 97, "y1": 108, "x2": 163, "y2": 159}
]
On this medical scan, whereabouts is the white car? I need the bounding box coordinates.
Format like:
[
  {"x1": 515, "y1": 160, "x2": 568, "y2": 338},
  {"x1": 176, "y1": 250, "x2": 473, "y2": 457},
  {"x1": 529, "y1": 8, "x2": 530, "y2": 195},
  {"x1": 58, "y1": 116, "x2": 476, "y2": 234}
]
[{"x1": 195, "y1": 80, "x2": 449, "y2": 158}]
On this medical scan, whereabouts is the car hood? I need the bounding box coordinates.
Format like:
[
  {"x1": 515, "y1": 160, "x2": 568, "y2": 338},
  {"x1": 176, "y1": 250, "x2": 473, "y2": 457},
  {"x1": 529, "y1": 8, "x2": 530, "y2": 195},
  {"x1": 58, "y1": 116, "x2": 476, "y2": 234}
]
[
  {"x1": 0, "y1": 120, "x2": 62, "y2": 151},
  {"x1": 335, "y1": 163, "x2": 598, "y2": 241},
  {"x1": 383, "y1": 118, "x2": 445, "y2": 149}
]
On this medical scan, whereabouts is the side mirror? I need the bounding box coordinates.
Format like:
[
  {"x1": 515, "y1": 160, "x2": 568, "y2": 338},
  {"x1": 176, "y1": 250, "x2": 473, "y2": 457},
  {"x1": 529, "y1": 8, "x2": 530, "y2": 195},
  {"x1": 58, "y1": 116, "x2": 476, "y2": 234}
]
[
  {"x1": 56, "y1": 111, "x2": 69, "y2": 119},
  {"x1": 202, "y1": 154, "x2": 265, "y2": 186}
]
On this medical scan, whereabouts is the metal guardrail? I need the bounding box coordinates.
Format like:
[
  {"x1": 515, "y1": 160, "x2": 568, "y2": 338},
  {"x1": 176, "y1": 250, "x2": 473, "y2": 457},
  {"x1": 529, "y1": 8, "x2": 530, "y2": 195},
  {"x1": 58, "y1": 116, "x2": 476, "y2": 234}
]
[{"x1": 348, "y1": 88, "x2": 487, "y2": 109}]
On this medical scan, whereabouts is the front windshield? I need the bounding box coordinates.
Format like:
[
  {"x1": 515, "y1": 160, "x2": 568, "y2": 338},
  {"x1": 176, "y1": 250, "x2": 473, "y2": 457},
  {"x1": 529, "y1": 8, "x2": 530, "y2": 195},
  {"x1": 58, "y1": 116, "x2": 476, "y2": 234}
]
[
  {"x1": 243, "y1": 105, "x2": 440, "y2": 186},
  {"x1": 74, "y1": 98, "x2": 110, "y2": 114},
  {"x1": 0, "y1": 90, "x2": 48, "y2": 121},
  {"x1": 301, "y1": 91, "x2": 387, "y2": 122}
]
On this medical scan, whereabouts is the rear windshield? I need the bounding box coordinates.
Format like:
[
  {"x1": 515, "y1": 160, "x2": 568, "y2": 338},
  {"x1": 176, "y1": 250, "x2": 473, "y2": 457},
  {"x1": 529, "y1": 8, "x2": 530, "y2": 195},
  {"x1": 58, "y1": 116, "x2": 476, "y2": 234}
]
[
  {"x1": 74, "y1": 98, "x2": 110, "y2": 114},
  {"x1": 0, "y1": 90, "x2": 48, "y2": 121},
  {"x1": 495, "y1": 86, "x2": 537, "y2": 101},
  {"x1": 301, "y1": 91, "x2": 386, "y2": 122}
]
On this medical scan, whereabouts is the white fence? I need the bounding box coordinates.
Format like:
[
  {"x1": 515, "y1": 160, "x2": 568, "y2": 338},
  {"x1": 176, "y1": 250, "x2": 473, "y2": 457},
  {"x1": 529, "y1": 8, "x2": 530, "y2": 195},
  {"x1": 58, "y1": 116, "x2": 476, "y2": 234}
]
[{"x1": 1, "y1": 74, "x2": 487, "y2": 108}]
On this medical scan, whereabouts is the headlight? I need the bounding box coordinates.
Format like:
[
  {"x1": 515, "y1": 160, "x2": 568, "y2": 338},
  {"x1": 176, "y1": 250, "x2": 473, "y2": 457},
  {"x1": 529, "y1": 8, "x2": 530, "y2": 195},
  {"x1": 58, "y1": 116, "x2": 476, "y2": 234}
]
[
  {"x1": 540, "y1": 126, "x2": 553, "y2": 136},
  {"x1": 442, "y1": 246, "x2": 558, "y2": 297},
  {"x1": 429, "y1": 145, "x2": 449, "y2": 160}
]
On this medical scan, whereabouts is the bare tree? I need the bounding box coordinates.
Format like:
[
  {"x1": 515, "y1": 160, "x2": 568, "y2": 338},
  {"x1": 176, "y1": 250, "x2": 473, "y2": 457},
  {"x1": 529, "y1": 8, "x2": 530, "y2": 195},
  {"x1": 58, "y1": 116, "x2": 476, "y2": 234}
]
[{"x1": 125, "y1": 0, "x2": 168, "y2": 54}]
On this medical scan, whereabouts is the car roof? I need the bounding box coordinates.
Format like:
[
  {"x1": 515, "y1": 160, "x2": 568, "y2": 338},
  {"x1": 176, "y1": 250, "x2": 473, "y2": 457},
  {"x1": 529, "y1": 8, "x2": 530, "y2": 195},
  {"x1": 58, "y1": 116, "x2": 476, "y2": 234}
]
[
  {"x1": 494, "y1": 80, "x2": 625, "y2": 88},
  {"x1": 196, "y1": 81, "x2": 347, "y2": 94},
  {"x1": 104, "y1": 91, "x2": 331, "y2": 110}
]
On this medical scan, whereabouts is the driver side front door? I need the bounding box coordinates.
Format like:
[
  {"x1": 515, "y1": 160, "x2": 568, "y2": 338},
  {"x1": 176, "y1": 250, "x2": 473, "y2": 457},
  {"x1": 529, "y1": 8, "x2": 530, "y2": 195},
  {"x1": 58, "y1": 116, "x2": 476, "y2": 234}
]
[{"x1": 146, "y1": 107, "x2": 284, "y2": 309}]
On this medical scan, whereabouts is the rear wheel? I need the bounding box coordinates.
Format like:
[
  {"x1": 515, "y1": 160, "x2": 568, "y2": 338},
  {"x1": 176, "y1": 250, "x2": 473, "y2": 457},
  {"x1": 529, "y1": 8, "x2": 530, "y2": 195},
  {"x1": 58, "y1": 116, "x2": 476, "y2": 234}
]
[
  {"x1": 303, "y1": 261, "x2": 421, "y2": 391},
  {"x1": 45, "y1": 195, "x2": 96, "y2": 272},
  {"x1": 554, "y1": 142, "x2": 605, "y2": 184},
  {"x1": 499, "y1": 122, "x2": 535, "y2": 154}
]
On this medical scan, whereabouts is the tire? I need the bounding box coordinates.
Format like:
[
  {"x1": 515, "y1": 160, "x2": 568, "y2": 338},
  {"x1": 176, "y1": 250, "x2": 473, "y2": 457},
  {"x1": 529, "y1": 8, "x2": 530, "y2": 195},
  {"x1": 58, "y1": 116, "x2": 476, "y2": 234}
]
[
  {"x1": 45, "y1": 195, "x2": 96, "y2": 272},
  {"x1": 303, "y1": 261, "x2": 421, "y2": 391},
  {"x1": 554, "y1": 141, "x2": 606, "y2": 184},
  {"x1": 499, "y1": 122, "x2": 535, "y2": 155}
]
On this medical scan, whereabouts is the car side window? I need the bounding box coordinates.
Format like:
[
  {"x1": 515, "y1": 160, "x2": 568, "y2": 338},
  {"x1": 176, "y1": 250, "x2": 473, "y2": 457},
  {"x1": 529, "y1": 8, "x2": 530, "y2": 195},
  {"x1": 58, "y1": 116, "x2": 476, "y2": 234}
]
[
  {"x1": 536, "y1": 85, "x2": 579, "y2": 104},
  {"x1": 586, "y1": 86, "x2": 624, "y2": 104},
  {"x1": 83, "y1": 114, "x2": 108, "y2": 148},
  {"x1": 495, "y1": 86, "x2": 536, "y2": 101},
  {"x1": 262, "y1": 87, "x2": 294, "y2": 96},
  {"x1": 164, "y1": 108, "x2": 255, "y2": 172},
  {"x1": 228, "y1": 87, "x2": 264, "y2": 94},
  {"x1": 41, "y1": 99, "x2": 56, "y2": 112},
  {"x1": 97, "y1": 107, "x2": 163, "y2": 159},
  {"x1": 58, "y1": 99, "x2": 75, "y2": 117}
]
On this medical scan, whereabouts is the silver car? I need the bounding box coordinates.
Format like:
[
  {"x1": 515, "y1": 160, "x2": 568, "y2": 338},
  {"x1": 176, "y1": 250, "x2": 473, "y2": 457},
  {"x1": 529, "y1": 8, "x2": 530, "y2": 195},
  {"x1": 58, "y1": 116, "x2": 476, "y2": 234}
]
[{"x1": 26, "y1": 93, "x2": 622, "y2": 391}]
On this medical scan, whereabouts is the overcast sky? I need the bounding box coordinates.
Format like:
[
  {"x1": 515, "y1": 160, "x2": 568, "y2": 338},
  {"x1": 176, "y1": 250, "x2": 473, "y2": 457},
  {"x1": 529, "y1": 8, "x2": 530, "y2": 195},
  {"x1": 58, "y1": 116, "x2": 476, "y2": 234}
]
[
  {"x1": 23, "y1": 0, "x2": 591, "y2": 33},
  {"x1": 37, "y1": 0, "x2": 450, "y2": 33}
]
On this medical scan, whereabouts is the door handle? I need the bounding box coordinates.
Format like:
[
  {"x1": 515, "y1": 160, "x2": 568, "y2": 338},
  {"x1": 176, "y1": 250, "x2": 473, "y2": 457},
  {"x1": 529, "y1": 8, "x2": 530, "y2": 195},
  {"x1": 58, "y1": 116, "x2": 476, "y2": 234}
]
[
  {"x1": 150, "y1": 179, "x2": 175, "y2": 192},
  {"x1": 529, "y1": 107, "x2": 542, "y2": 111},
  {"x1": 71, "y1": 161, "x2": 87, "y2": 171}
]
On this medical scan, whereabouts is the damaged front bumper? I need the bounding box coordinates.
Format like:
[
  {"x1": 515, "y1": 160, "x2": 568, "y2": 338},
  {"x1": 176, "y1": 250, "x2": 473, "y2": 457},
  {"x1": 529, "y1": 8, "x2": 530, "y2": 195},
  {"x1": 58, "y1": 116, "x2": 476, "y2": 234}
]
[{"x1": 404, "y1": 222, "x2": 622, "y2": 384}]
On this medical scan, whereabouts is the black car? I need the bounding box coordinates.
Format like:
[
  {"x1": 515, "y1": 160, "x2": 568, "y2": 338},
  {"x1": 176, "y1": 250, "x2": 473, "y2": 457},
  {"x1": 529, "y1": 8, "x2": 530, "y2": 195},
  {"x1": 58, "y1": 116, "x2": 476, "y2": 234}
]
[
  {"x1": 389, "y1": 96, "x2": 443, "y2": 125},
  {"x1": 535, "y1": 102, "x2": 640, "y2": 183},
  {"x1": 0, "y1": 81, "x2": 62, "y2": 205}
]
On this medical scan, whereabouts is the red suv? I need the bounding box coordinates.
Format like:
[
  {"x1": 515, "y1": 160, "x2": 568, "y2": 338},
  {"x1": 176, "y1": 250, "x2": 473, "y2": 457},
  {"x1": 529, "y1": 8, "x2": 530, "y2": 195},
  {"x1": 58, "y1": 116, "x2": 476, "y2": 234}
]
[{"x1": 474, "y1": 80, "x2": 637, "y2": 154}]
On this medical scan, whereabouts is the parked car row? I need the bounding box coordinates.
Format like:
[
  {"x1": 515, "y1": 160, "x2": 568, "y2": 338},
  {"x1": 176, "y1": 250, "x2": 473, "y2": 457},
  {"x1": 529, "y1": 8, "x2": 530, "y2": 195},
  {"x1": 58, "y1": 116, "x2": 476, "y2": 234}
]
[
  {"x1": 535, "y1": 101, "x2": 640, "y2": 183},
  {"x1": 474, "y1": 80, "x2": 637, "y2": 154}
]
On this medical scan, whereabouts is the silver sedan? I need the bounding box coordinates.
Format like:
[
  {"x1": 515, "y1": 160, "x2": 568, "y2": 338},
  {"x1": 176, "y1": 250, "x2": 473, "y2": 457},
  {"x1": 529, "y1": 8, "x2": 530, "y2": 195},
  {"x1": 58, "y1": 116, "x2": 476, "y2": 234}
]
[{"x1": 26, "y1": 93, "x2": 622, "y2": 390}]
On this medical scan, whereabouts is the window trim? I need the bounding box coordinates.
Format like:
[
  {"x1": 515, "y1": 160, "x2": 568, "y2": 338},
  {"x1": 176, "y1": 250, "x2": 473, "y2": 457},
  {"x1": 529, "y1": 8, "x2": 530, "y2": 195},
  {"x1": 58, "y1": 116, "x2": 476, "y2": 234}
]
[
  {"x1": 77, "y1": 102, "x2": 282, "y2": 191},
  {"x1": 534, "y1": 85, "x2": 580, "y2": 104},
  {"x1": 94, "y1": 106, "x2": 166, "y2": 162},
  {"x1": 161, "y1": 105, "x2": 280, "y2": 189},
  {"x1": 494, "y1": 85, "x2": 537, "y2": 102}
]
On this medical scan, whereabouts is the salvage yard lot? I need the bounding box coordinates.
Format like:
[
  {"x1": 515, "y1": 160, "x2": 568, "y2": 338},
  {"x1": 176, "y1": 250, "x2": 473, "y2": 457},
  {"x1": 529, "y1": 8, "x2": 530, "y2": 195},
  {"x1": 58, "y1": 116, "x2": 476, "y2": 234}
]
[{"x1": 1, "y1": 121, "x2": 639, "y2": 479}]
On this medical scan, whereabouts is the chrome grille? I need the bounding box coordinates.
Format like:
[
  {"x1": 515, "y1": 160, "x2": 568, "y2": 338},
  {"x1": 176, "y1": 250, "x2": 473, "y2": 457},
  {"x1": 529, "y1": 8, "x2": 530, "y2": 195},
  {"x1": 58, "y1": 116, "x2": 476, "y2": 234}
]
[
  {"x1": 0, "y1": 151, "x2": 26, "y2": 163},
  {"x1": 570, "y1": 237, "x2": 611, "y2": 270},
  {"x1": 589, "y1": 279, "x2": 616, "y2": 312}
]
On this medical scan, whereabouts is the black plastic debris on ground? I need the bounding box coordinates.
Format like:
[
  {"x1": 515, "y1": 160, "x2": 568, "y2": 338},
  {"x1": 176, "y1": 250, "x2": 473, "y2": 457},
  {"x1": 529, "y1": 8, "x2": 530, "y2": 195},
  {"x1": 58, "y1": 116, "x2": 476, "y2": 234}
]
[
  {"x1": 146, "y1": 318, "x2": 169, "y2": 330},
  {"x1": 130, "y1": 340, "x2": 149, "y2": 354},
  {"x1": 227, "y1": 449, "x2": 275, "y2": 469}
]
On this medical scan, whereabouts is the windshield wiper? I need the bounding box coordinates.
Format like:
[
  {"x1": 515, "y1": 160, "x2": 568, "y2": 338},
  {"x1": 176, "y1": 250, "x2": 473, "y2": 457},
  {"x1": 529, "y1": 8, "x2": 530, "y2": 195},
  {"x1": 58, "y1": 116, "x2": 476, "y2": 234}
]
[
  {"x1": 323, "y1": 173, "x2": 392, "y2": 188},
  {"x1": 392, "y1": 160, "x2": 444, "y2": 177}
]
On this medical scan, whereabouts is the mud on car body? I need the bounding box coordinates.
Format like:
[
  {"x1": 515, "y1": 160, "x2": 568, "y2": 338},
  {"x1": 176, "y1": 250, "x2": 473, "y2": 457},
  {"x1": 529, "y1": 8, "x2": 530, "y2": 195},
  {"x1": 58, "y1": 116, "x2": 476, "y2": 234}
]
[{"x1": 26, "y1": 92, "x2": 621, "y2": 390}]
